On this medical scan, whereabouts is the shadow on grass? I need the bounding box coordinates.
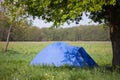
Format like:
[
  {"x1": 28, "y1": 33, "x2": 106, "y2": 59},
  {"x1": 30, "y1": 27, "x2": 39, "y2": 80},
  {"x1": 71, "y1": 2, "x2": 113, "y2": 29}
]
[
  {"x1": 30, "y1": 64, "x2": 120, "y2": 73},
  {"x1": 96, "y1": 64, "x2": 120, "y2": 73},
  {"x1": 2, "y1": 50, "x2": 21, "y2": 54}
]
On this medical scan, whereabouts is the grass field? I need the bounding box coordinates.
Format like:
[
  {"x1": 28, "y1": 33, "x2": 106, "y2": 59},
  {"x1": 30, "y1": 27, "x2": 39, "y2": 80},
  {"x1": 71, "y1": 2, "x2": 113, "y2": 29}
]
[{"x1": 0, "y1": 41, "x2": 120, "y2": 80}]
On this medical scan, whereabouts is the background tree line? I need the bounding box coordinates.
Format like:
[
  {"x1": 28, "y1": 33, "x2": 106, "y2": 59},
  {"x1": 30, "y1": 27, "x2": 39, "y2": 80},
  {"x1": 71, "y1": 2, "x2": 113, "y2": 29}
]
[
  {"x1": 0, "y1": 13, "x2": 110, "y2": 41},
  {"x1": 0, "y1": 12, "x2": 110, "y2": 51}
]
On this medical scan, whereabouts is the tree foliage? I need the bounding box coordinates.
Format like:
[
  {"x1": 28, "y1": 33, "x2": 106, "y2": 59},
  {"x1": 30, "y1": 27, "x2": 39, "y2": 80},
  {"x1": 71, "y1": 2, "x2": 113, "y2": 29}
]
[
  {"x1": 25, "y1": 0, "x2": 117, "y2": 27},
  {"x1": 1, "y1": 0, "x2": 27, "y2": 25}
]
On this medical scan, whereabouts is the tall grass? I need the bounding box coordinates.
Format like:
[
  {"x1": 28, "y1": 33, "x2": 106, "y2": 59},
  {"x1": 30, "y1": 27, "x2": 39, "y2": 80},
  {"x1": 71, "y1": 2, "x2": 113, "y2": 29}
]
[{"x1": 0, "y1": 41, "x2": 120, "y2": 80}]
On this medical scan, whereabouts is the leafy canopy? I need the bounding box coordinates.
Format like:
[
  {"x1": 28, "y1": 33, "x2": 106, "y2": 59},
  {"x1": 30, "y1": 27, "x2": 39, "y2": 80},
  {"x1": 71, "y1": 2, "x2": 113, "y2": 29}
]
[
  {"x1": 25, "y1": 0, "x2": 116, "y2": 27},
  {"x1": 1, "y1": 0, "x2": 117, "y2": 27},
  {"x1": 1, "y1": 0, "x2": 28, "y2": 27}
]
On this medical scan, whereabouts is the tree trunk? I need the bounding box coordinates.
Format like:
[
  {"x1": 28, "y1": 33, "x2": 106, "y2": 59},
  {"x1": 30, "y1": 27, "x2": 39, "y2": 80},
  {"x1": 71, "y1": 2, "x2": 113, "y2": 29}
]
[
  {"x1": 4, "y1": 25, "x2": 12, "y2": 52},
  {"x1": 109, "y1": 5, "x2": 120, "y2": 67},
  {"x1": 110, "y1": 25, "x2": 120, "y2": 67}
]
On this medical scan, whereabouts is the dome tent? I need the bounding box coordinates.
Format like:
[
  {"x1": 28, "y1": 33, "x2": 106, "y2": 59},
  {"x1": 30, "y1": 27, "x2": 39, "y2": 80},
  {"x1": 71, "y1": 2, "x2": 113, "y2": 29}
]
[{"x1": 30, "y1": 42, "x2": 97, "y2": 67}]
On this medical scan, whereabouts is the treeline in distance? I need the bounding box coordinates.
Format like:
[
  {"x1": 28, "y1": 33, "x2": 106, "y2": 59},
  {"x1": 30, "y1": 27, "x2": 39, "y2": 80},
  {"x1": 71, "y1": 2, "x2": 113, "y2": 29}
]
[
  {"x1": 0, "y1": 13, "x2": 110, "y2": 41},
  {"x1": 0, "y1": 25, "x2": 110, "y2": 41}
]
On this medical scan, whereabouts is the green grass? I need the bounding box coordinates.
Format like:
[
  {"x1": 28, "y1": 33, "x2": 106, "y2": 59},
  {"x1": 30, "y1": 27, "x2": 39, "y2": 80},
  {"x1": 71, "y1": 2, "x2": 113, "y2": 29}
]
[{"x1": 0, "y1": 41, "x2": 120, "y2": 80}]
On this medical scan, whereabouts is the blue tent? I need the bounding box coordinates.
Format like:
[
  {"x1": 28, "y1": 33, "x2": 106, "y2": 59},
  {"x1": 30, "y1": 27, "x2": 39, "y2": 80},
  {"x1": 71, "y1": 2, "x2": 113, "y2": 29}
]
[{"x1": 31, "y1": 42, "x2": 97, "y2": 67}]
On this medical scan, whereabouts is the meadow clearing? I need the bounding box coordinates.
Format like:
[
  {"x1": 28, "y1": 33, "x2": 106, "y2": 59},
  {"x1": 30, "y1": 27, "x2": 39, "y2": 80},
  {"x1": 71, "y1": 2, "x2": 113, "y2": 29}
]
[{"x1": 0, "y1": 41, "x2": 120, "y2": 80}]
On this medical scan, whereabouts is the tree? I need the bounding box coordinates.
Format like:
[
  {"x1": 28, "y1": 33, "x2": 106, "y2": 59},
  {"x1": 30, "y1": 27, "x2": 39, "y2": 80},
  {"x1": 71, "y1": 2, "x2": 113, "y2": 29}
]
[
  {"x1": 3, "y1": 0, "x2": 120, "y2": 67},
  {"x1": 1, "y1": 0, "x2": 27, "y2": 52}
]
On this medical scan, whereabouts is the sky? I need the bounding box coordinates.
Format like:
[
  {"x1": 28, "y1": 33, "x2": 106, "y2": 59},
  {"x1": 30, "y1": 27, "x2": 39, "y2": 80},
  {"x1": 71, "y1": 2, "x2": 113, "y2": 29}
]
[{"x1": 32, "y1": 13, "x2": 98, "y2": 28}]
